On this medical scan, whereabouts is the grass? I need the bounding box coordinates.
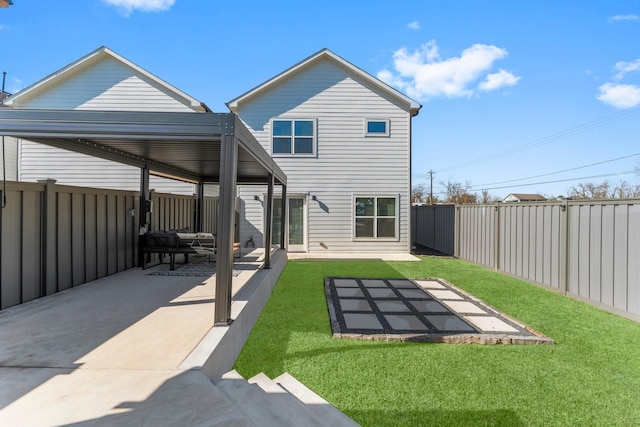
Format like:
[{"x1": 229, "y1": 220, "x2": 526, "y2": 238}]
[{"x1": 234, "y1": 257, "x2": 640, "y2": 426}]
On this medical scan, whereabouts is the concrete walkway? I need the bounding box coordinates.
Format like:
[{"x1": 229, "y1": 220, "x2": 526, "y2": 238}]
[
  {"x1": 287, "y1": 252, "x2": 420, "y2": 261},
  {"x1": 0, "y1": 251, "x2": 281, "y2": 426}
]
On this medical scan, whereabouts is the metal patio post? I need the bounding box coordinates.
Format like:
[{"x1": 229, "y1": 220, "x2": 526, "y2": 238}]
[
  {"x1": 264, "y1": 173, "x2": 274, "y2": 269},
  {"x1": 215, "y1": 132, "x2": 238, "y2": 326}
]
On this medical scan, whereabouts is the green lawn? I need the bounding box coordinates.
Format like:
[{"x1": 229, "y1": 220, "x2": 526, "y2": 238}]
[{"x1": 234, "y1": 257, "x2": 640, "y2": 426}]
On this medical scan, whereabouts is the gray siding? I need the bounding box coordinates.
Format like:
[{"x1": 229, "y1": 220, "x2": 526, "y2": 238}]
[
  {"x1": 15, "y1": 56, "x2": 197, "y2": 194},
  {"x1": 237, "y1": 61, "x2": 412, "y2": 253},
  {"x1": 0, "y1": 136, "x2": 18, "y2": 180},
  {"x1": 19, "y1": 57, "x2": 195, "y2": 112}
]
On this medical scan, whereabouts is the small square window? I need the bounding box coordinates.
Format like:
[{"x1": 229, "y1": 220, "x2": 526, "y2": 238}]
[{"x1": 365, "y1": 119, "x2": 389, "y2": 137}]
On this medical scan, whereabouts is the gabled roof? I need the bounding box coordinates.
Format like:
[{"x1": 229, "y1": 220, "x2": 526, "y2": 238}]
[
  {"x1": 4, "y1": 46, "x2": 209, "y2": 112},
  {"x1": 504, "y1": 193, "x2": 548, "y2": 202},
  {"x1": 226, "y1": 48, "x2": 422, "y2": 116}
]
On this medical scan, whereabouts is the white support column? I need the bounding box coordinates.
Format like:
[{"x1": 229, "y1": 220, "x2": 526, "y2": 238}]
[{"x1": 215, "y1": 134, "x2": 238, "y2": 326}]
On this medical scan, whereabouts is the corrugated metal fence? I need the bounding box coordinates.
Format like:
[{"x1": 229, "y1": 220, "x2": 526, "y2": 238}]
[
  {"x1": 413, "y1": 200, "x2": 640, "y2": 321},
  {"x1": 412, "y1": 204, "x2": 455, "y2": 255},
  {"x1": 0, "y1": 180, "x2": 217, "y2": 310}
]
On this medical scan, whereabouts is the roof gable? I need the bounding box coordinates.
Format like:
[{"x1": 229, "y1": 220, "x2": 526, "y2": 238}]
[
  {"x1": 227, "y1": 48, "x2": 421, "y2": 115},
  {"x1": 4, "y1": 46, "x2": 207, "y2": 112}
]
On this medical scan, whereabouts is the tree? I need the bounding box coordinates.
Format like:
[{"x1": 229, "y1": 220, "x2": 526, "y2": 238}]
[
  {"x1": 412, "y1": 183, "x2": 440, "y2": 204},
  {"x1": 441, "y1": 180, "x2": 477, "y2": 204},
  {"x1": 479, "y1": 189, "x2": 500, "y2": 203},
  {"x1": 568, "y1": 181, "x2": 640, "y2": 200},
  {"x1": 412, "y1": 183, "x2": 427, "y2": 204}
]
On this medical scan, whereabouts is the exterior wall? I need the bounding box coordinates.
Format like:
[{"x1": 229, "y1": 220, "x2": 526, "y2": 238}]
[
  {"x1": 236, "y1": 60, "x2": 412, "y2": 253},
  {"x1": 15, "y1": 56, "x2": 197, "y2": 194},
  {"x1": 0, "y1": 136, "x2": 18, "y2": 180}
]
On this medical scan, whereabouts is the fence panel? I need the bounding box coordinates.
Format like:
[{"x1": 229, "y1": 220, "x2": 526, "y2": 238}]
[
  {"x1": 445, "y1": 199, "x2": 640, "y2": 321},
  {"x1": 412, "y1": 204, "x2": 455, "y2": 255},
  {"x1": 0, "y1": 182, "x2": 217, "y2": 311}
]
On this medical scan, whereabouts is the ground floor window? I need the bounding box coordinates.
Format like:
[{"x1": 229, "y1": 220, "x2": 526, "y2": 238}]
[{"x1": 354, "y1": 195, "x2": 398, "y2": 239}]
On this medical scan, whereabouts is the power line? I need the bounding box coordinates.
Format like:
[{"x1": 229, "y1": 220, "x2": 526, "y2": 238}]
[
  {"x1": 476, "y1": 170, "x2": 637, "y2": 192},
  {"x1": 413, "y1": 106, "x2": 640, "y2": 178},
  {"x1": 468, "y1": 152, "x2": 640, "y2": 189}
]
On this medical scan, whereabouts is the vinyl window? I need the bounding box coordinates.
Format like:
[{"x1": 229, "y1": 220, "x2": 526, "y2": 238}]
[
  {"x1": 354, "y1": 195, "x2": 398, "y2": 239},
  {"x1": 272, "y1": 119, "x2": 315, "y2": 155}
]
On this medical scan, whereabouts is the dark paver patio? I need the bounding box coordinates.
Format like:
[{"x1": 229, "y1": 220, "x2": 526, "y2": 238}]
[{"x1": 325, "y1": 277, "x2": 554, "y2": 344}]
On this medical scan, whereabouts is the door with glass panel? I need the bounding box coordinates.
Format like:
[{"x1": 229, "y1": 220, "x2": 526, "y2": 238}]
[{"x1": 271, "y1": 197, "x2": 306, "y2": 252}]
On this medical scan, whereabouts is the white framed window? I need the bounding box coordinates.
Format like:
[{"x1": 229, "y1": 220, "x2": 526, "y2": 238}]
[
  {"x1": 364, "y1": 119, "x2": 389, "y2": 137},
  {"x1": 353, "y1": 195, "x2": 398, "y2": 240},
  {"x1": 272, "y1": 119, "x2": 316, "y2": 156}
]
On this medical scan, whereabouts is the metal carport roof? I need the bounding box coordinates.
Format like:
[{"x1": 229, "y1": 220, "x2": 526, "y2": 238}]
[
  {"x1": 0, "y1": 108, "x2": 286, "y2": 185},
  {"x1": 0, "y1": 108, "x2": 287, "y2": 325}
]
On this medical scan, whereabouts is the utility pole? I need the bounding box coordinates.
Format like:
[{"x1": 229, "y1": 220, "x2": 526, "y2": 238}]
[{"x1": 429, "y1": 169, "x2": 434, "y2": 204}]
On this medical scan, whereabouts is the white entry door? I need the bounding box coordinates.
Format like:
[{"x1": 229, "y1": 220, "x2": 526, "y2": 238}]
[{"x1": 271, "y1": 197, "x2": 306, "y2": 252}]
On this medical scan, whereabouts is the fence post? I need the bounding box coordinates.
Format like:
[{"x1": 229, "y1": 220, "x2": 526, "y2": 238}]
[
  {"x1": 38, "y1": 179, "x2": 57, "y2": 296},
  {"x1": 454, "y1": 205, "x2": 460, "y2": 258},
  {"x1": 494, "y1": 204, "x2": 500, "y2": 271},
  {"x1": 559, "y1": 201, "x2": 569, "y2": 294}
]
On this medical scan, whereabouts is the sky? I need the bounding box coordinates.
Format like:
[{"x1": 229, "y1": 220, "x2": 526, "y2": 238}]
[{"x1": 1, "y1": 0, "x2": 639, "y2": 200}]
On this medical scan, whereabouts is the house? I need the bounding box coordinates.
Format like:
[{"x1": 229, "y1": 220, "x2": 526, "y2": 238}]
[
  {"x1": 2, "y1": 47, "x2": 204, "y2": 195},
  {"x1": 228, "y1": 49, "x2": 421, "y2": 253},
  {"x1": 4, "y1": 47, "x2": 421, "y2": 254},
  {"x1": 1, "y1": 90, "x2": 18, "y2": 181},
  {"x1": 503, "y1": 193, "x2": 547, "y2": 203}
]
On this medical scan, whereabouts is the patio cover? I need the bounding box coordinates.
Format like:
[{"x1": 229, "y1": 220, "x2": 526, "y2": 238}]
[{"x1": 0, "y1": 108, "x2": 287, "y2": 325}]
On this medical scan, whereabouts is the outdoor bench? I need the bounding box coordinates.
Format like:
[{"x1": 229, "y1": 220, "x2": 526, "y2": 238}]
[{"x1": 142, "y1": 231, "x2": 215, "y2": 270}]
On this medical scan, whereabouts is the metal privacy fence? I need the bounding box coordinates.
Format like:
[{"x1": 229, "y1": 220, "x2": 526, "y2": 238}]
[
  {"x1": 413, "y1": 201, "x2": 640, "y2": 321},
  {"x1": 0, "y1": 180, "x2": 217, "y2": 310},
  {"x1": 411, "y1": 204, "x2": 455, "y2": 255}
]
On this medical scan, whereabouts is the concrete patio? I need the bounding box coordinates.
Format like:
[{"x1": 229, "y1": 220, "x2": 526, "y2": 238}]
[
  {"x1": 0, "y1": 248, "x2": 432, "y2": 425},
  {"x1": 0, "y1": 249, "x2": 306, "y2": 426}
]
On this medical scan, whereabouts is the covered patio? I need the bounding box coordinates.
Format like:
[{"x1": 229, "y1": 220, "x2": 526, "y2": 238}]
[
  {"x1": 0, "y1": 247, "x2": 289, "y2": 425},
  {"x1": 0, "y1": 108, "x2": 288, "y2": 325}
]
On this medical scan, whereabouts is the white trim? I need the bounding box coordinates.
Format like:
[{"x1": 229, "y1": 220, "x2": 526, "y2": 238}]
[
  {"x1": 5, "y1": 46, "x2": 207, "y2": 112},
  {"x1": 269, "y1": 194, "x2": 308, "y2": 252},
  {"x1": 227, "y1": 49, "x2": 421, "y2": 115},
  {"x1": 364, "y1": 118, "x2": 390, "y2": 137},
  {"x1": 352, "y1": 194, "x2": 400, "y2": 241},
  {"x1": 270, "y1": 118, "x2": 317, "y2": 157}
]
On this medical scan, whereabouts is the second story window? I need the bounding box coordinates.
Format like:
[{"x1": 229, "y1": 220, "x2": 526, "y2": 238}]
[
  {"x1": 365, "y1": 119, "x2": 390, "y2": 137},
  {"x1": 272, "y1": 119, "x2": 315, "y2": 156}
]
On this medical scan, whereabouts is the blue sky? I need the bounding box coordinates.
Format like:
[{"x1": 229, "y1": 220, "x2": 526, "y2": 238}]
[{"x1": 2, "y1": 0, "x2": 639, "y2": 199}]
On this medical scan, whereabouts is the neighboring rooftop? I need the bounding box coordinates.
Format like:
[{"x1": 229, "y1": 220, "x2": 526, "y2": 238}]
[{"x1": 503, "y1": 193, "x2": 548, "y2": 203}]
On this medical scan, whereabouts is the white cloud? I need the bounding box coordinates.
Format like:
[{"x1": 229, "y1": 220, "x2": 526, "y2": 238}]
[
  {"x1": 597, "y1": 57, "x2": 640, "y2": 109},
  {"x1": 608, "y1": 14, "x2": 640, "y2": 23},
  {"x1": 597, "y1": 83, "x2": 640, "y2": 109},
  {"x1": 377, "y1": 40, "x2": 520, "y2": 100},
  {"x1": 407, "y1": 21, "x2": 421, "y2": 30},
  {"x1": 102, "y1": 0, "x2": 175, "y2": 16},
  {"x1": 479, "y1": 69, "x2": 521, "y2": 91},
  {"x1": 613, "y1": 58, "x2": 640, "y2": 80}
]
